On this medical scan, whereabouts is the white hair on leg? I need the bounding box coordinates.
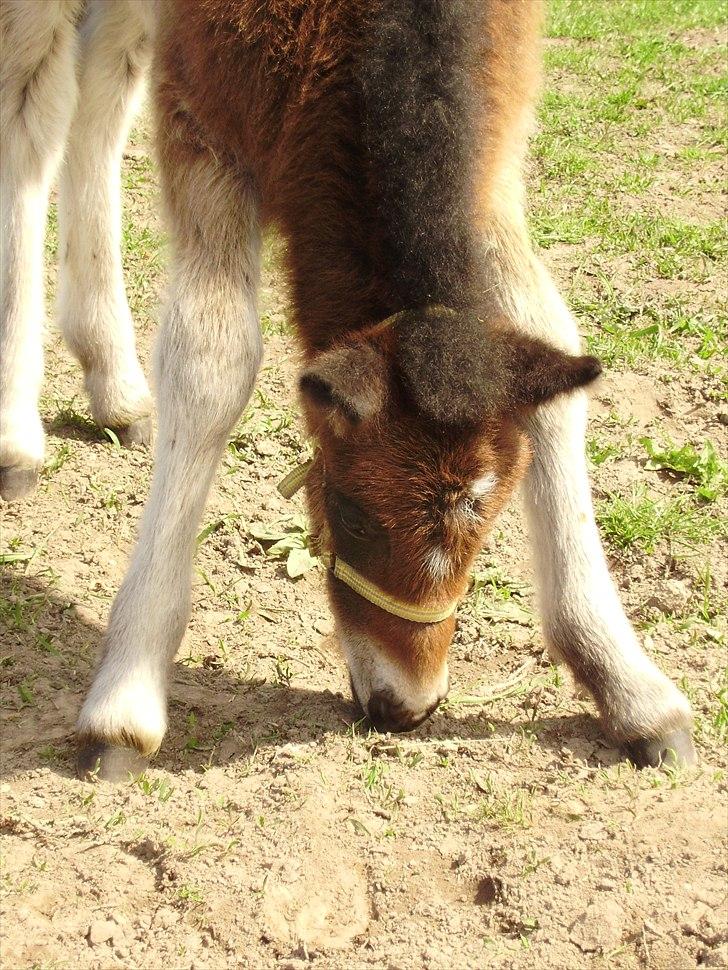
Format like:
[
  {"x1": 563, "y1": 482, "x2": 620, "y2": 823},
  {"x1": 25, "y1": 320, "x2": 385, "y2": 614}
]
[
  {"x1": 57, "y1": 0, "x2": 154, "y2": 439},
  {"x1": 77, "y1": 152, "x2": 264, "y2": 764},
  {"x1": 481, "y1": 212, "x2": 693, "y2": 757},
  {"x1": 0, "y1": 0, "x2": 84, "y2": 499}
]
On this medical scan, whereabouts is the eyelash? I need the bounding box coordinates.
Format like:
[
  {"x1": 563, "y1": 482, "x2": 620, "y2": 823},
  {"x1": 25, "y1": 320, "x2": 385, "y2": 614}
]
[{"x1": 338, "y1": 509, "x2": 369, "y2": 540}]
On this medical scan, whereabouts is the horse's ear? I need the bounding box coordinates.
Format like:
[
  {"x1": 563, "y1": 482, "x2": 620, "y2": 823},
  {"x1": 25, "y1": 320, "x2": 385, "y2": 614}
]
[
  {"x1": 503, "y1": 334, "x2": 602, "y2": 408},
  {"x1": 299, "y1": 340, "x2": 388, "y2": 428}
]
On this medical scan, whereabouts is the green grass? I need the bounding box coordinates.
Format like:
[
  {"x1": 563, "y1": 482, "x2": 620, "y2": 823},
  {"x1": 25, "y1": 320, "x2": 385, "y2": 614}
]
[
  {"x1": 548, "y1": 0, "x2": 727, "y2": 40},
  {"x1": 597, "y1": 489, "x2": 725, "y2": 553},
  {"x1": 641, "y1": 437, "x2": 728, "y2": 501},
  {"x1": 534, "y1": 0, "x2": 727, "y2": 376}
]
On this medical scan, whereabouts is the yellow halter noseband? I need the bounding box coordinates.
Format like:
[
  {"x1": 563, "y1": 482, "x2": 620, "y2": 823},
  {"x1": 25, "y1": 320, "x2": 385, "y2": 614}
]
[{"x1": 277, "y1": 461, "x2": 458, "y2": 625}]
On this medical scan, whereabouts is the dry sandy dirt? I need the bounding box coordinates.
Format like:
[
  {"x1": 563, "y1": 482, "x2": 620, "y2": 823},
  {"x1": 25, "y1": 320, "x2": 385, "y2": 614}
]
[{"x1": 1, "y1": 30, "x2": 727, "y2": 970}]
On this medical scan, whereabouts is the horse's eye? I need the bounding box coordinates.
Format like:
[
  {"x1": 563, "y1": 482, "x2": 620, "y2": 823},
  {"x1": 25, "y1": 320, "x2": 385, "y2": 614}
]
[
  {"x1": 339, "y1": 505, "x2": 369, "y2": 540},
  {"x1": 334, "y1": 493, "x2": 372, "y2": 541}
]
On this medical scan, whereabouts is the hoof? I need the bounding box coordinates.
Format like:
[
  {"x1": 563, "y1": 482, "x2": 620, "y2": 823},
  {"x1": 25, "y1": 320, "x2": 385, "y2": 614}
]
[
  {"x1": 625, "y1": 729, "x2": 697, "y2": 769},
  {"x1": 114, "y1": 416, "x2": 152, "y2": 449},
  {"x1": 76, "y1": 738, "x2": 148, "y2": 782},
  {"x1": 0, "y1": 464, "x2": 40, "y2": 502}
]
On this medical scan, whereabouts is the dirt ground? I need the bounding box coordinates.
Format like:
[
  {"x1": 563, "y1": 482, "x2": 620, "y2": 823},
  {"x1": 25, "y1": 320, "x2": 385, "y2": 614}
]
[{"x1": 1, "y1": 8, "x2": 727, "y2": 970}]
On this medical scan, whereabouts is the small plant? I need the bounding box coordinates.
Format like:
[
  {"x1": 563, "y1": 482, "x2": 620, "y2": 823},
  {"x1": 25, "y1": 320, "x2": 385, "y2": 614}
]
[
  {"x1": 43, "y1": 441, "x2": 74, "y2": 476},
  {"x1": 468, "y1": 568, "x2": 532, "y2": 626},
  {"x1": 183, "y1": 712, "x2": 207, "y2": 753},
  {"x1": 712, "y1": 675, "x2": 728, "y2": 745},
  {"x1": 476, "y1": 786, "x2": 532, "y2": 829},
  {"x1": 641, "y1": 437, "x2": 728, "y2": 501},
  {"x1": 104, "y1": 808, "x2": 126, "y2": 830},
  {"x1": 17, "y1": 682, "x2": 35, "y2": 707},
  {"x1": 136, "y1": 773, "x2": 174, "y2": 802},
  {"x1": 249, "y1": 513, "x2": 318, "y2": 578},
  {"x1": 587, "y1": 437, "x2": 621, "y2": 466},
  {"x1": 271, "y1": 655, "x2": 294, "y2": 687},
  {"x1": 177, "y1": 884, "x2": 204, "y2": 905}
]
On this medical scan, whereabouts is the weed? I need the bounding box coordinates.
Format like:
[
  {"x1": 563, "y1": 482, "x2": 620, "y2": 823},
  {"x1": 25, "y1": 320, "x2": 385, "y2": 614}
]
[
  {"x1": 104, "y1": 808, "x2": 126, "y2": 830},
  {"x1": 17, "y1": 682, "x2": 35, "y2": 707},
  {"x1": 249, "y1": 514, "x2": 318, "y2": 578},
  {"x1": 467, "y1": 568, "x2": 533, "y2": 626},
  {"x1": 271, "y1": 655, "x2": 294, "y2": 688},
  {"x1": 587, "y1": 437, "x2": 621, "y2": 466},
  {"x1": 136, "y1": 774, "x2": 174, "y2": 803},
  {"x1": 177, "y1": 884, "x2": 204, "y2": 905},
  {"x1": 641, "y1": 437, "x2": 728, "y2": 501}
]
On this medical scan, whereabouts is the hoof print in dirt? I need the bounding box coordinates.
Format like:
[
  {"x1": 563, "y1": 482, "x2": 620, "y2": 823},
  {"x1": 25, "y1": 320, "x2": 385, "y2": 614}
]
[
  {"x1": 113, "y1": 416, "x2": 153, "y2": 449},
  {"x1": 0, "y1": 465, "x2": 40, "y2": 502},
  {"x1": 624, "y1": 729, "x2": 696, "y2": 769},
  {"x1": 76, "y1": 739, "x2": 148, "y2": 783}
]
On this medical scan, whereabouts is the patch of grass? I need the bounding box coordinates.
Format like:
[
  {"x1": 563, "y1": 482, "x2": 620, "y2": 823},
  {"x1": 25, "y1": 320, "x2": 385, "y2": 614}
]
[
  {"x1": 136, "y1": 773, "x2": 174, "y2": 803},
  {"x1": 473, "y1": 774, "x2": 532, "y2": 829},
  {"x1": 467, "y1": 568, "x2": 533, "y2": 627},
  {"x1": 548, "y1": 0, "x2": 727, "y2": 40},
  {"x1": 712, "y1": 675, "x2": 728, "y2": 745},
  {"x1": 271, "y1": 655, "x2": 294, "y2": 688},
  {"x1": 597, "y1": 489, "x2": 724, "y2": 552}
]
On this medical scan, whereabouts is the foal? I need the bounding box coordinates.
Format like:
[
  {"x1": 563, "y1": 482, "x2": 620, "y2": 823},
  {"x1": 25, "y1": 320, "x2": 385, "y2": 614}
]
[{"x1": 0, "y1": 0, "x2": 695, "y2": 779}]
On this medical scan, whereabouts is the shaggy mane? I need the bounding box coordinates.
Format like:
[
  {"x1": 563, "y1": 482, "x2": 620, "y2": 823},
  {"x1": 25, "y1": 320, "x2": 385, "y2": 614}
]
[{"x1": 355, "y1": 0, "x2": 486, "y2": 313}]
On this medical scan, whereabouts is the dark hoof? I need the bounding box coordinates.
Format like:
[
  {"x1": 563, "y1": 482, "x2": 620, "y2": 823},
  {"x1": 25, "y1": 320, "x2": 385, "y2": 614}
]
[
  {"x1": 76, "y1": 738, "x2": 148, "y2": 782},
  {"x1": 625, "y1": 729, "x2": 697, "y2": 769},
  {"x1": 0, "y1": 464, "x2": 40, "y2": 502},
  {"x1": 114, "y1": 416, "x2": 152, "y2": 449}
]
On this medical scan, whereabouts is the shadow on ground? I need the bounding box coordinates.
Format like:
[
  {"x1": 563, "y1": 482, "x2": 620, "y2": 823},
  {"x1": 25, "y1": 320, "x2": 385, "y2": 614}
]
[{"x1": 1, "y1": 570, "x2": 606, "y2": 782}]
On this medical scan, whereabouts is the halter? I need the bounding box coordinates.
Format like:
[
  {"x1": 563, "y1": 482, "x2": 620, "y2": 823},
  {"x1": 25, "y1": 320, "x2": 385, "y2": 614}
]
[
  {"x1": 276, "y1": 305, "x2": 461, "y2": 624},
  {"x1": 277, "y1": 461, "x2": 458, "y2": 624}
]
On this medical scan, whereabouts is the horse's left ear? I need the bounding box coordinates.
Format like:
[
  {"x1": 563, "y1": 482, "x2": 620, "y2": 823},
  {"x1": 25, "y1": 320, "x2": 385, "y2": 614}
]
[
  {"x1": 299, "y1": 338, "x2": 388, "y2": 428},
  {"x1": 504, "y1": 334, "x2": 602, "y2": 408}
]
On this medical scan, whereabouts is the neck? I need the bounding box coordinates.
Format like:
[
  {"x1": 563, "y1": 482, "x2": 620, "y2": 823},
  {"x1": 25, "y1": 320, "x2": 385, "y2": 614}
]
[{"x1": 280, "y1": 198, "x2": 397, "y2": 357}]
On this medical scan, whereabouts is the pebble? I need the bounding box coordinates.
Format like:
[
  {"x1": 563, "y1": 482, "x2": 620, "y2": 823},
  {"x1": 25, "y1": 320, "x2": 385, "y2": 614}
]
[
  {"x1": 562, "y1": 738, "x2": 595, "y2": 761},
  {"x1": 154, "y1": 907, "x2": 180, "y2": 930},
  {"x1": 700, "y1": 944, "x2": 728, "y2": 967},
  {"x1": 646, "y1": 578, "x2": 691, "y2": 615},
  {"x1": 563, "y1": 798, "x2": 586, "y2": 819},
  {"x1": 254, "y1": 439, "x2": 277, "y2": 457},
  {"x1": 88, "y1": 919, "x2": 120, "y2": 946}
]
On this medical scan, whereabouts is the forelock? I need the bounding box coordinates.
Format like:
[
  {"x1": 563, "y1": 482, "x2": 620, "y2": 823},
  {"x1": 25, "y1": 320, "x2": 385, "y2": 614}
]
[{"x1": 394, "y1": 306, "x2": 509, "y2": 425}]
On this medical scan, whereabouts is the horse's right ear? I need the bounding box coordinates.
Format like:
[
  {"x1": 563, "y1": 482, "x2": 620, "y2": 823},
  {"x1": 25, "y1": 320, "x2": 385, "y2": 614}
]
[
  {"x1": 299, "y1": 340, "x2": 388, "y2": 430},
  {"x1": 501, "y1": 334, "x2": 602, "y2": 409}
]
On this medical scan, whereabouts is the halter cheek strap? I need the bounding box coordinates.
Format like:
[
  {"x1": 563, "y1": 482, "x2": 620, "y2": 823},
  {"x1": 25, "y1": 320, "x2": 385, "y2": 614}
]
[{"x1": 277, "y1": 461, "x2": 458, "y2": 625}]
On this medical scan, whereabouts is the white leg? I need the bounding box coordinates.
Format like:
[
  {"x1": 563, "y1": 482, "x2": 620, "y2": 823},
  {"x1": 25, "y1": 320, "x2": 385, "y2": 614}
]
[
  {"x1": 57, "y1": 0, "x2": 153, "y2": 442},
  {"x1": 0, "y1": 0, "x2": 83, "y2": 500},
  {"x1": 76, "y1": 148, "x2": 263, "y2": 779},
  {"x1": 482, "y1": 216, "x2": 694, "y2": 766}
]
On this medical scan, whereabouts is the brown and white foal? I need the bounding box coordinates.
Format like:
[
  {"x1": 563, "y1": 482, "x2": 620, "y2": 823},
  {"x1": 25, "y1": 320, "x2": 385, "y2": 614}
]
[{"x1": 0, "y1": 0, "x2": 695, "y2": 779}]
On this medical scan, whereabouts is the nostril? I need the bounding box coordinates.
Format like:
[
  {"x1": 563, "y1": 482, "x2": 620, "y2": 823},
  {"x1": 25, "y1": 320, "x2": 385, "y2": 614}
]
[
  {"x1": 367, "y1": 689, "x2": 441, "y2": 733},
  {"x1": 367, "y1": 689, "x2": 403, "y2": 732}
]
